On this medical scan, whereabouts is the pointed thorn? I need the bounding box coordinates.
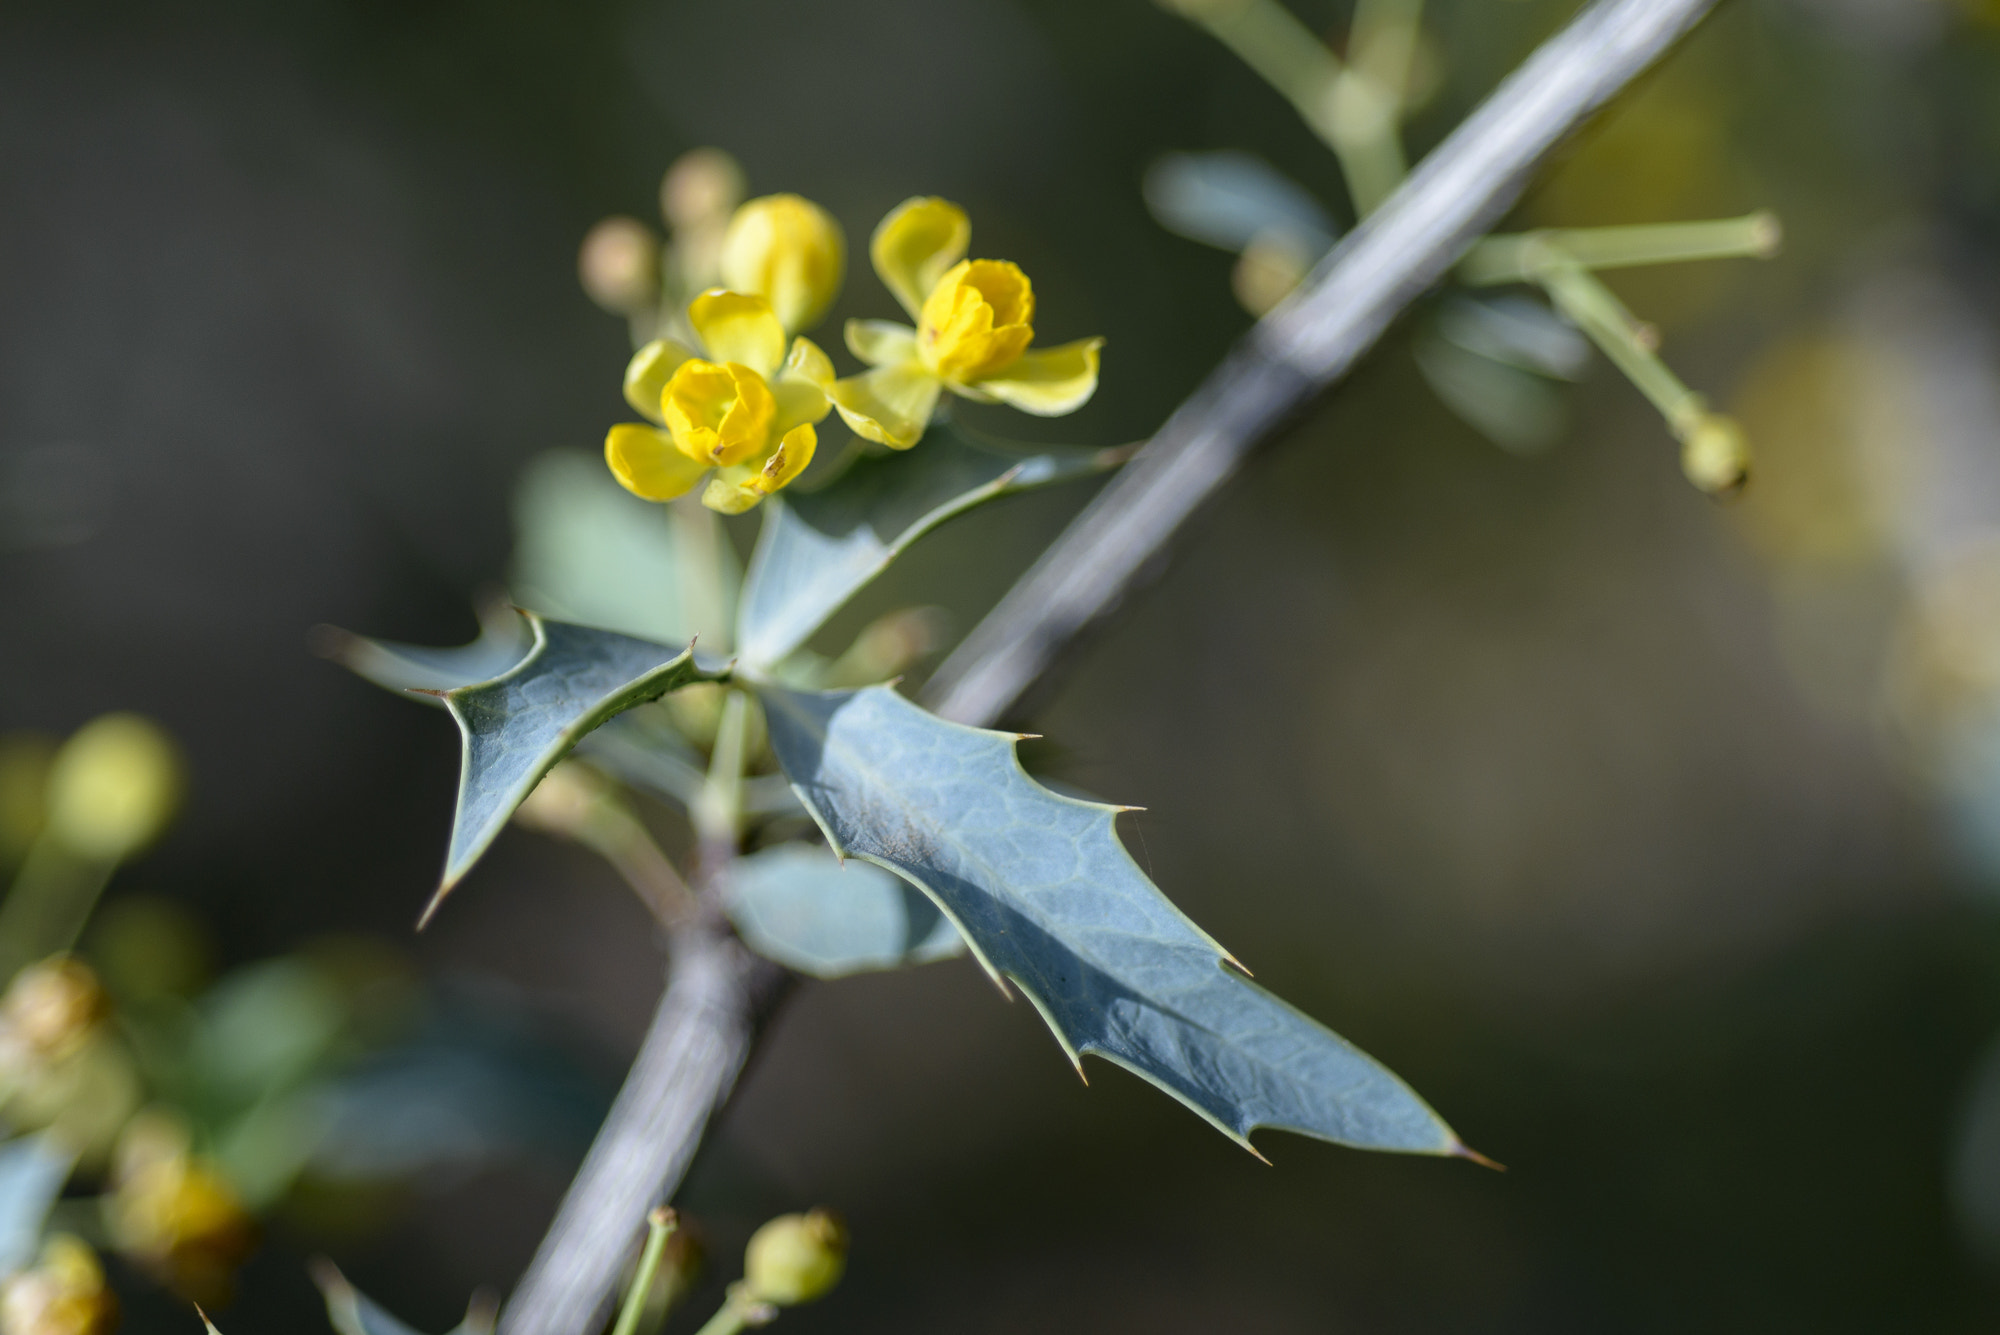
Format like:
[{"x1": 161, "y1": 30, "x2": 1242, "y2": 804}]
[
  {"x1": 1113, "y1": 804, "x2": 1148, "y2": 814},
  {"x1": 1013, "y1": 732, "x2": 1043, "y2": 742},
  {"x1": 1243, "y1": 1141, "x2": 1274, "y2": 1166},
  {"x1": 1073, "y1": 1058, "x2": 1089, "y2": 1086},
  {"x1": 407, "y1": 687, "x2": 448, "y2": 698},
  {"x1": 1222, "y1": 953, "x2": 1254, "y2": 979},
  {"x1": 415, "y1": 885, "x2": 452, "y2": 930},
  {"x1": 1453, "y1": 1142, "x2": 1507, "y2": 1172}
]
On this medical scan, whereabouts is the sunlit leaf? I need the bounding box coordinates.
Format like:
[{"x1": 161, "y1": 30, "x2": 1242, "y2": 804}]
[
  {"x1": 0, "y1": 1134, "x2": 74, "y2": 1274},
  {"x1": 735, "y1": 423, "x2": 1123, "y2": 669},
  {"x1": 317, "y1": 602, "x2": 533, "y2": 706},
  {"x1": 760, "y1": 685, "x2": 1467, "y2": 1159},
  {"x1": 425, "y1": 614, "x2": 728, "y2": 916},
  {"x1": 723, "y1": 842, "x2": 964, "y2": 978}
]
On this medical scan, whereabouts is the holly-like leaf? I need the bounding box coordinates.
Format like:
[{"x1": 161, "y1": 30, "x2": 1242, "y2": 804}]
[
  {"x1": 735, "y1": 423, "x2": 1124, "y2": 670},
  {"x1": 723, "y1": 842, "x2": 964, "y2": 979},
  {"x1": 425, "y1": 613, "x2": 728, "y2": 918},
  {"x1": 0, "y1": 1134, "x2": 74, "y2": 1275},
  {"x1": 761, "y1": 685, "x2": 1468, "y2": 1159},
  {"x1": 314, "y1": 1261, "x2": 494, "y2": 1335},
  {"x1": 315, "y1": 602, "x2": 534, "y2": 706}
]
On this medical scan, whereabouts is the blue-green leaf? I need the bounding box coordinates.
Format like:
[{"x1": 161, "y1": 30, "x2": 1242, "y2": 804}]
[
  {"x1": 317, "y1": 603, "x2": 534, "y2": 706},
  {"x1": 723, "y1": 842, "x2": 964, "y2": 979},
  {"x1": 735, "y1": 423, "x2": 1123, "y2": 670},
  {"x1": 426, "y1": 614, "x2": 728, "y2": 917},
  {"x1": 510, "y1": 449, "x2": 740, "y2": 649},
  {"x1": 0, "y1": 1135, "x2": 74, "y2": 1274},
  {"x1": 315, "y1": 1261, "x2": 494, "y2": 1335},
  {"x1": 761, "y1": 685, "x2": 1466, "y2": 1159}
]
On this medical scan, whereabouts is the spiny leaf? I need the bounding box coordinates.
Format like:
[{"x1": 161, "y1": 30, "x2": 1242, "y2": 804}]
[
  {"x1": 0, "y1": 1135, "x2": 74, "y2": 1275},
  {"x1": 315, "y1": 602, "x2": 533, "y2": 706},
  {"x1": 761, "y1": 685, "x2": 1466, "y2": 1159},
  {"x1": 736, "y1": 422, "x2": 1124, "y2": 670},
  {"x1": 314, "y1": 1260, "x2": 495, "y2": 1335},
  {"x1": 723, "y1": 842, "x2": 964, "y2": 979},
  {"x1": 427, "y1": 613, "x2": 728, "y2": 918}
]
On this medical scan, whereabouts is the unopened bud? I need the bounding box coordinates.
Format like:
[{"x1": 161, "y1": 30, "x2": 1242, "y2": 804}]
[
  {"x1": 0, "y1": 958, "x2": 107, "y2": 1061},
  {"x1": 1680, "y1": 413, "x2": 1751, "y2": 497},
  {"x1": 742, "y1": 1209, "x2": 846, "y2": 1307},
  {"x1": 661, "y1": 150, "x2": 746, "y2": 234},
  {"x1": 43, "y1": 714, "x2": 182, "y2": 863},
  {"x1": 0, "y1": 1235, "x2": 116, "y2": 1335},
  {"x1": 1231, "y1": 229, "x2": 1314, "y2": 317},
  {"x1": 105, "y1": 1125, "x2": 254, "y2": 1305},
  {"x1": 720, "y1": 195, "x2": 846, "y2": 334},
  {"x1": 580, "y1": 217, "x2": 662, "y2": 315}
]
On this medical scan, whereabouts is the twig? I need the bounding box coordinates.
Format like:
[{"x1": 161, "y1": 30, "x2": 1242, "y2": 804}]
[
  {"x1": 923, "y1": 0, "x2": 1720, "y2": 727},
  {"x1": 497, "y1": 1, "x2": 1720, "y2": 1330}
]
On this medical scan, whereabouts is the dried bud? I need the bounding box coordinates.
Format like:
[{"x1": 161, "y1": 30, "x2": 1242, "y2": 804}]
[
  {"x1": 742, "y1": 1210, "x2": 846, "y2": 1307},
  {"x1": 1680, "y1": 413, "x2": 1751, "y2": 497},
  {"x1": 0, "y1": 1236, "x2": 116, "y2": 1335},
  {"x1": 0, "y1": 959, "x2": 107, "y2": 1061},
  {"x1": 43, "y1": 714, "x2": 182, "y2": 864},
  {"x1": 580, "y1": 217, "x2": 662, "y2": 316},
  {"x1": 720, "y1": 195, "x2": 846, "y2": 334}
]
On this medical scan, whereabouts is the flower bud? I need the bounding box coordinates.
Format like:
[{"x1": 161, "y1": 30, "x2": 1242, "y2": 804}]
[
  {"x1": 0, "y1": 958, "x2": 107, "y2": 1061},
  {"x1": 0, "y1": 1236, "x2": 116, "y2": 1335},
  {"x1": 43, "y1": 714, "x2": 182, "y2": 864},
  {"x1": 106, "y1": 1115, "x2": 255, "y2": 1305},
  {"x1": 1680, "y1": 413, "x2": 1751, "y2": 497},
  {"x1": 661, "y1": 150, "x2": 746, "y2": 234},
  {"x1": 580, "y1": 217, "x2": 662, "y2": 316},
  {"x1": 721, "y1": 195, "x2": 846, "y2": 334},
  {"x1": 741, "y1": 1209, "x2": 846, "y2": 1307}
]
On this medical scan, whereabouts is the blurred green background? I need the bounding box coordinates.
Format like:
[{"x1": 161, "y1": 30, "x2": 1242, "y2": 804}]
[{"x1": 6, "y1": 0, "x2": 2000, "y2": 1328}]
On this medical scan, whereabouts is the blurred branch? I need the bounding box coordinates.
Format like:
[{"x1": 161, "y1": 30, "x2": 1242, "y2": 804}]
[
  {"x1": 923, "y1": 0, "x2": 1721, "y2": 728},
  {"x1": 500, "y1": 0, "x2": 1720, "y2": 1330}
]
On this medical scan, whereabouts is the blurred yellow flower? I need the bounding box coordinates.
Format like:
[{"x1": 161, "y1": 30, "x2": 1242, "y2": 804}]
[
  {"x1": 43, "y1": 714, "x2": 182, "y2": 865},
  {"x1": 721, "y1": 194, "x2": 845, "y2": 334},
  {"x1": 105, "y1": 1115, "x2": 255, "y2": 1306},
  {"x1": 830, "y1": 197, "x2": 1102, "y2": 449},
  {"x1": 0, "y1": 1236, "x2": 116, "y2": 1335},
  {"x1": 605, "y1": 289, "x2": 834, "y2": 514}
]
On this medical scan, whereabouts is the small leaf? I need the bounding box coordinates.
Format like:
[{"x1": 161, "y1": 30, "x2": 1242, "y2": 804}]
[
  {"x1": 428, "y1": 614, "x2": 728, "y2": 916},
  {"x1": 761, "y1": 685, "x2": 1464, "y2": 1158},
  {"x1": 317, "y1": 603, "x2": 533, "y2": 705},
  {"x1": 510, "y1": 449, "x2": 740, "y2": 648},
  {"x1": 315, "y1": 1260, "x2": 495, "y2": 1335},
  {"x1": 0, "y1": 1134, "x2": 74, "y2": 1275},
  {"x1": 1143, "y1": 150, "x2": 1337, "y2": 254},
  {"x1": 735, "y1": 423, "x2": 1123, "y2": 669},
  {"x1": 723, "y1": 842, "x2": 964, "y2": 978}
]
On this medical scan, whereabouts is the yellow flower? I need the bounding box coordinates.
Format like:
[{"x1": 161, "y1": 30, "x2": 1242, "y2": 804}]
[
  {"x1": 720, "y1": 194, "x2": 845, "y2": 334},
  {"x1": 105, "y1": 1115, "x2": 255, "y2": 1306},
  {"x1": 605, "y1": 289, "x2": 834, "y2": 514},
  {"x1": 829, "y1": 197, "x2": 1103, "y2": 449},
  {"x1": 0, "y1": 1236, "x2": 116, "y2": 1335}
]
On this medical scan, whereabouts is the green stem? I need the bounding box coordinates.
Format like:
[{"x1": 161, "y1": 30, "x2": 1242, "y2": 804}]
[
  {"x1": 670, "y1": 497, "x2": 734, "y2": 653},
  {"x1": 1534, "y1": 257, "x2": 1704, "y2": 436},
  {"x1": 692, "y1": 690, "x2": 749, "y2": 851},
  {"x1": 0, "y1": 835, "x2": 114, "y2": 979},
  {"x1": 690, "y1": 1288, "x2": 768, "y2": 1335},
  {"x1": 610, "y1": 1209, "x2": 677, "y2": 1335},
  {"x1": 1459, "y1": 212, "x2": 1781, "y2": 286}
]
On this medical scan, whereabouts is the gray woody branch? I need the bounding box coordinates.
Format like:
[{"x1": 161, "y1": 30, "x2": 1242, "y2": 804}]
[{"x1": 498, "y1": 0, "x2": 1720, "y2": 1331}]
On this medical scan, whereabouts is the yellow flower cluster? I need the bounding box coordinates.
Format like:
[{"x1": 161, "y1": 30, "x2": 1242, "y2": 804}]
[
  {"x1": 104, "y1": 1114, "x2": 255, "y2": 1306},
  {"x1": 0, "y1": 1236, "x2": 116, "y2": 1335},
  {"x1": 605, "y1": 193, "x2": 1102, "y2": 513}
]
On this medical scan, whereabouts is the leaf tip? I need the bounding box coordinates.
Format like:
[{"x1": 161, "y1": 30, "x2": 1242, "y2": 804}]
[
  {"x1": 415, "y1": 883, "x2": 453, "y2": 930},
  {"x1": 1452, "y1": 1142, "x2": 1506, "y2": 1172},
  {"x1": 306, "y1": 622, "x2": 356, "y2": 661},
  {"x1": 1241, "y1": 1139, "x2": 1274, "y2": 1166},
  {"x1": 1221, "y1": 952, "x2": 1253, "y2": 979}
]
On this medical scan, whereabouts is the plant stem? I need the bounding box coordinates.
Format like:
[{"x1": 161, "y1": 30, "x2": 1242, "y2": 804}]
[
  {"x1": 690, "y1": 1288, "x2": 767, "y2": 1335},
  {"x1": 1458, "y1": 211, "x2": 1781, "y2": 286},
  {"x1": 1532, "y1": 257, "x2": 1705, "y2": 435},
  {"x1": 609, "y1": 1210, "x2": 677, "y2": 1335},
  {"x1": 0, "y1": 836, "x2": 113, "y2": 978}
]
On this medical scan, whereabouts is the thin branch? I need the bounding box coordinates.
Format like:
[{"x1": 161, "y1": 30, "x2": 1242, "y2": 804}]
[
  {"x1": 923, "y1": 0, "x2": 1721, "y2": 728},
  {"x1": 498, "y1": 1, "x2": 1721, "y2": 1330}
]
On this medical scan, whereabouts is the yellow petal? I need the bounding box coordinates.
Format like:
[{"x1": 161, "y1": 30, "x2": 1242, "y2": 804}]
[
  {"x1": 688, "y1": 289, "x2": 787, "y2": 377},
  {"x1": 701, "y1": 423, "x2": 819, "y2": 514},
  {"x1": 870, "y1": 198, "x2": 969, "y2": 320},
  {"x1": 605, "y1": 423, "x2": 711, "y2": 501},
  {"x1": 918, "y1": 259, "x2": 1035, "y2": 382},
  {"x1": 720, "y1": 194, "x2": 846, "y2": 334},
  {"x1": 828, "y1": 363, "x2": 943, "y2": 450},
  {"x1": 623, "y1": 339, "x2": 696, "y2": 424},
  {"x1": 970, "y1": 337, "x2": 1104, "y2": 416},
  {"x1": 772, "y1": 337, "x2": 834, "y2": 437},
  {"x1": 662, "y1": 359, "x2": 777, "y2": 467},
  {"x1": 845, "y1": 319, "x2": 918, "y2": 368}
]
